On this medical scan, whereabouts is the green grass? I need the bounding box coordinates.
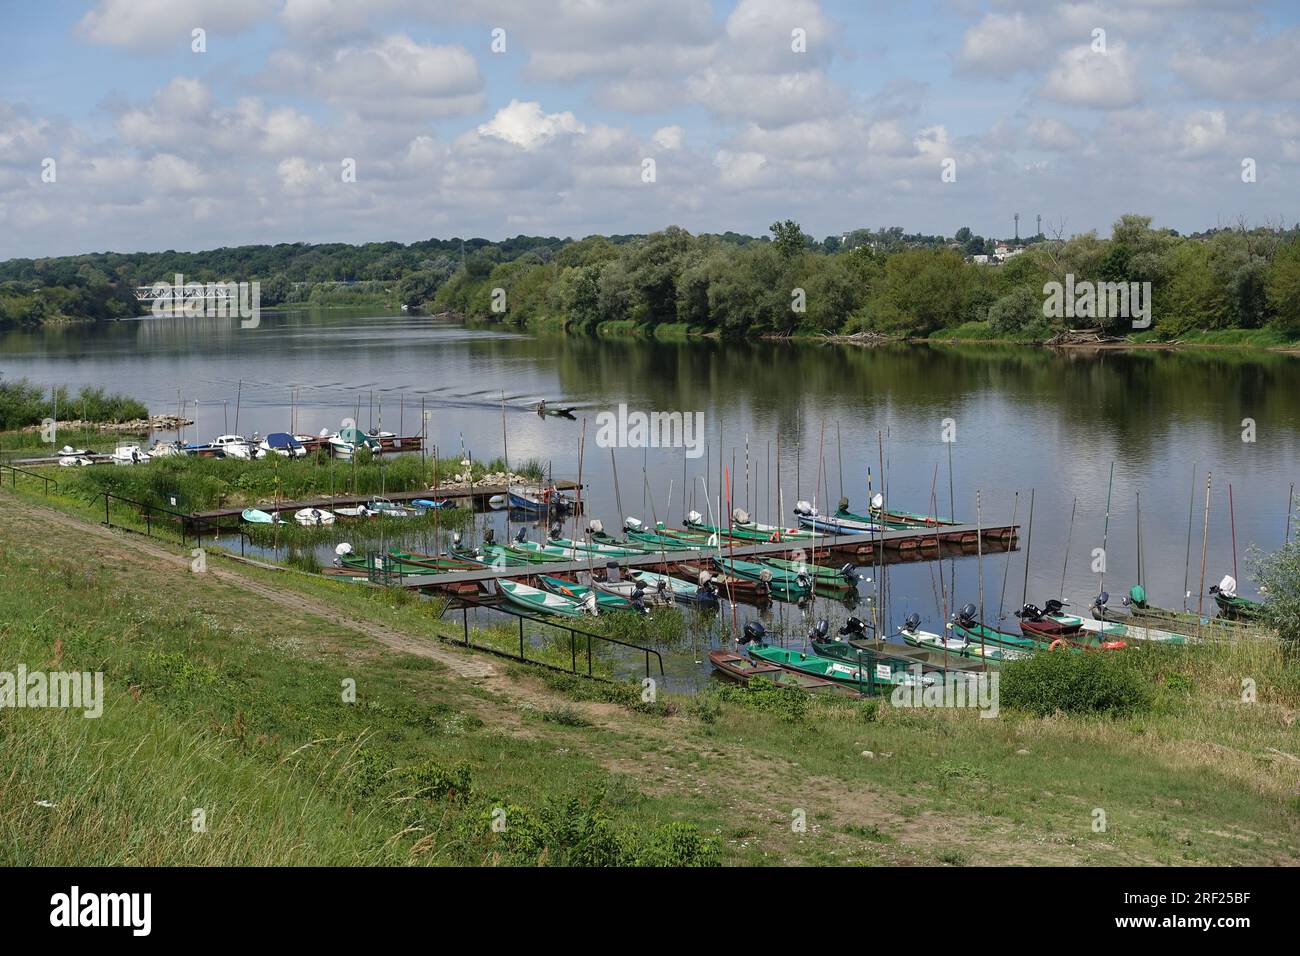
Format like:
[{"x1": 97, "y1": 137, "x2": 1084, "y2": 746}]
[{"x1": 3, "y1": 487, "x2": 1299, "y2": 866}]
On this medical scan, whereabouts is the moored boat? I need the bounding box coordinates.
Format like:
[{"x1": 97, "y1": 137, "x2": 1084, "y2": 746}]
[
  {"x1": 707, "y1": 649, "x2": 857, "y2": 695},
  {"x1": 294, "y1": 507, "x2": 335, "y2": 526},
  {"x1": 495, "y1": 578, "x2": 596, "y2": 617},
  {"x1": 241, "y1": 507, "x2": 280, "y2": 524},
  {"x1": 712, "y1": 556, "x2": 812, "y2": 601}
]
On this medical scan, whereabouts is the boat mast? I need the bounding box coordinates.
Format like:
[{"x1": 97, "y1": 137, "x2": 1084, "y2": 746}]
[
  {"x1": 500, "y1": 391, "x2": 510, "y2": 546},
  {"x1": 997, "y1": 490, "x2": 1019, "y2": 620},
  {"x1": 1059, "y1": 496, "x2": 1076, "y2": 600},
  {"x1": 1197, "y1": 471, "x2": 1212, "y2": 617},
  {"x1": 1182, "y1": 461, "x2": 1197, "y2": 611},
  {"x1": 1135, "y1": 491, "x2": 1142, "y2": 589},
  {"x1": 1228, "y1": 483, "x2": 1238, "y2": 582},
  {"x1": 1098, "y1": 462, "x2": 1114, "y2": 597},
  {"x1": 976, "y1": 489, "x2": 987, "y2": 673},
  {"x1": 1020, "y1": 490, "x2": 1035, "y2": 610},
  {"x1": 1286, "y1": 482, "x2": 1294, "y2": 546}
]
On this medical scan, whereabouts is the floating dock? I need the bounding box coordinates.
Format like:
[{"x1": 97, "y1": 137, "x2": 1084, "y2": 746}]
[{"x1": 334, "y1": 523, "x2": 1019, "y2": 593}]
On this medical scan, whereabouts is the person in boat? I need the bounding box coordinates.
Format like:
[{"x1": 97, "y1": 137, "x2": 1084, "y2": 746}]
[{"x1": 536, "y1": 400, "x2": 547, "y2": 417}]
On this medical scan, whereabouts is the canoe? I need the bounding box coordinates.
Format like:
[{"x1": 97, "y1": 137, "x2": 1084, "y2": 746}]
[
  {"x1": 711, "y1": 556, "x2": 812, "y2": 602},
  {"x1": 241, "y1": 508, "x2": 279, "y2": 524},
  {"x1": 535, "y1": 575, "x2": 638, "y2": 612},
  {"x1": 630, "y1": 570, "x2": 720, "y2": 606},
  {"x1": 294, "y1": 508, "x2": 335, "y2": 526},
  {"x1": 496, "y1": 579, "x2": 595, "y2": 617},
  {"x1": 707, "y1": 650, "x2": 857, "y2": 695}
]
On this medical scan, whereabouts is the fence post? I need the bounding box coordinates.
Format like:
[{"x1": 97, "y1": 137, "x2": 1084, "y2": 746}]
[
  {"x1": 518, "y1": 617, "x2": 525, "y2": 662},
  {"x1": 463, "y1": 607, "x2": 469, "y2": 646},
  {"x1": 570, "y1": 629, "x2": 576, "y2": 673},
  {"x1": 104, "y1": 494, "x2": 110, "y2": 526}
]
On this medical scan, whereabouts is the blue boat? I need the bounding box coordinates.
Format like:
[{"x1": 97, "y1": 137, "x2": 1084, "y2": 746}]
[{"x1": 260, "y1": 432, "x2": 306, "y2": 457}]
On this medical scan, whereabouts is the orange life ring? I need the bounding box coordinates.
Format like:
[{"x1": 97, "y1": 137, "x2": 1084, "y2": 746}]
[{"x1": 1048, "y1": 639, "x2": 1067, "y2": 652}]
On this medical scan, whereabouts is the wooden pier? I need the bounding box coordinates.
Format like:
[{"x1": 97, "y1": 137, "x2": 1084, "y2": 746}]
[{"x1": 334, "y1": 523, "x2": 1019, "y2": 592}]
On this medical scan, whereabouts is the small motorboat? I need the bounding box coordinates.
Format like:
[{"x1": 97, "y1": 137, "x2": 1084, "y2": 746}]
[
  {"x1": 334, "y1": 504, "x2": 379, "y2": 518},
  {"x1": 368, "y1": 497, "x2": 415, "y2": 518},
  {"x1": 260, "y1": 432, "x2": 307, "y2": 458},
  {"x1": 411, "y1": 498, "x2": 455, "y2": 510},
  {"x1": 295, "y1": 507, "x2": 336, "y2": 526},
  {"x1": 110, "y1": 444, "x2": 150, "y2": 466},
  {"x1": 212, "y1": 434, "x2": 261, "y2": 460},
  {"x1": 242, "y1": 508, "x2": 281, "y2": 524},
  {"x1": 792, "y1": 501, "x2": 884, "y2": 534},
  {"x1": 148, "y1": 440, "x2": 185, "y2": 458}
]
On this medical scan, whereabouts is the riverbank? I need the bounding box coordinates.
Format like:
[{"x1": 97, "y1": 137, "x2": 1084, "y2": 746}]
[{"x1": 4, "y1": 486, "x2": 1297, "y2": 865}]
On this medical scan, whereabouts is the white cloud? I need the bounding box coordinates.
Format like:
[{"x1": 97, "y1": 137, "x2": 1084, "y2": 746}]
[
  {"x1": 268, "y1": 35, "x2": 484, "y2": 121},
  {"x1": 1026, "y1": 117, "x2": 1084, "y2": 151},
  {"x1": 1042, "y1": 43, "x2": 1142, "y2": 109},
  {"x1": 653, "y1": 126, "x2": 685, "y2": 150},
  {"x1": 476, "y1": 100, "x2": 586, "y2": 151},
  {"x1": 78, "y1": 0, "x2": 274, "y2": 50}
]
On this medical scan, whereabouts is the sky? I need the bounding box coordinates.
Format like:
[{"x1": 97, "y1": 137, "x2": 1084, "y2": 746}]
[{"x1": 2, "y1": 0, "x2": 1299, "y2": 259}]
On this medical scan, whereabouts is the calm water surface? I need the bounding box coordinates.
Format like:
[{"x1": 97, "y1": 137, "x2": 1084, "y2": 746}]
[{"x1": 5, "y1": 308, "x2": 1297, "y2": 689}]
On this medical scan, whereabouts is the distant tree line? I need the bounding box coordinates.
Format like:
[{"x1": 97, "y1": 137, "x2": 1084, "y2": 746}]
[{"x1": 6, "y1": 217, "x2": 1300, "y2": 339}]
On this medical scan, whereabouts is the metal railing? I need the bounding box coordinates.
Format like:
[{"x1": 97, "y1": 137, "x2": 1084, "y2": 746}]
[
  {"x1": 0, "y1": 463, "x2": 58, "y2": 494},
  {"x1": 451, "y1": 590, "x2": 665, "y2": 682},
  {"x1": 101, "y1": 492, "x2": 201, "y2": 546}
]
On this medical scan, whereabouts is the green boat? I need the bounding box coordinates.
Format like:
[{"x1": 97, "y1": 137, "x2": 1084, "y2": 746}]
[
  {"x1": 496, "y1": 579, "x2": 595, "y2": 617},
  {"x1": 535, "y1": 575, "x2": 637, "y2": 611},
  {"x1": 895, "y1": 613, "x2": 1024, "y2": 661},
  {"x1": 684, "y1": 510, "x2": 817, "y2": 542},
  {"x1": 712, "y1": 556, "x2": 812, "y2": 601},
  {"x1": 949, "y1": 605, "x2": 1050, "y2": 653},
  {"x1": 1211, "y1": 578, "x2": 1267, "y2": 622},
  {"x1": 741, "y1": 623, "x2": 927, "y2": 694},
  {"x1": 1123, "y1": 585, "x2": 1258, "y2": 637},
  {"x1": 340, "y1": 550, "x2": 475, "y2": 574},
  {"x1": 451, "y1": 545, "x2": 537, "y2": 568},
  {"x1": 762, "y1": 557, "x2": 859, "y2": 592}
]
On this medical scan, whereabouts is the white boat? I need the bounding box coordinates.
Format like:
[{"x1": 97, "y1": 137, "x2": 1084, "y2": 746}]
[
  {"x1": 334, "y1": 505, "x2": 379, "y2": 518},
  {"x1": 110, "y1": 444, "x2": 150, "y2": 466},
  {"x1": 294, "y1": 507, "x2": 335, "y2": 526},
  {"x1": 259, "y1": 433, "x2": 307, "y2": 458},
  {"x1": 212, "y1": 434, "x2": 260, "y2": 460},
  {"x1": 58, "y1": 455, "x2": 94, "y2": 467},
  {"x1": 149, "y1": 440, "x2": 184, "y2": 457},
  {"x1": 368, "y1": 497, "x2": 414, "y2": 517}
]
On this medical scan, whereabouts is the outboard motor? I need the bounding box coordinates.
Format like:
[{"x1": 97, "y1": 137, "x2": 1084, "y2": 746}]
[
  {"x1": 808, "y1": 618, "x2": 830, "y2": 643},
  {"x1": 839, "y1": 563, "x2": 858, "y2": 584},
  {"x1": 514, "y1": 527, "x2": 528, "y2": 544},
  {"x1": 957, "y1": 603, "x2": 977, "y2": 626},
  {"x1": 1043, "y1": 598, "x2": 1066, "y2": 617},
  {"x1": 1091, "y1": 591, "x2": 1111, "y2": 620},
  {"x1": 839, "y1": 616, "x2": 868, "y2": 638},
  {"x1": 732, "y1": 508, "x2": 750, "y2": 525},
  {"x1": 902, "y1": 612, "x2": 921, "y2": 634},
  {"x1": 549, "y1": 521, "x2": 563, "y2": 541},
  {"x1": 870, "y1": 492, "x2": 884, "y2": 510},
  {"x1": 451, "y1": 531, "x2": 463, "y2": 548},
  {"x1": 686, "y1": 510, "x2": 705, "y2": 526},
  {"x1": 586, "y1": 518, "x2": 604, "y2": 536},
  {"x1": 1122, "y1": 584, "x2": 1147, "y2": 609},
  {"x1": 1017, "y1": 603, "x2": 1044, "y2": 621},
  {"x1": 758, "y1": 568, "x2": 774, "y2": 584},
  {"x1": 605, "y1": 561, "x2": 622, "y2": 584},
  {"x1": 624, "y1": 516, "x2": 643, "y2": 532},
  {"x1": 483, "y1": 527, "x2": 495, "y2": 545},
  {"x1": 795, "y1": 572, "x2": 813, "y2": 592},
  {"x1": 1213, "y1": 574, "x2": 1237, "y2": 598},
  {"x1": 740, "y1": 621, "x2": 767, "y2": 646},
  {"x1": 794, "y1": 499, "x2": 813, "y2": 516}
]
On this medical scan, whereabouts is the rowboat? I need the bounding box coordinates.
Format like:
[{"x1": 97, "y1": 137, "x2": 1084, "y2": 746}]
[
  {"x1": 624, "y1": 526, "x2": 711, "y2": 551},
  {"x1": 1016, "y1": 601, "x2": 1087, "y2": 641},
  {"x1": 826, "y1": 616, "x2": 994, "y2": 673},
  {"x1": 506, "y1": 485, "x2": 572, "y2": 515},
  {"x1": 855, "y1": 493, "x2": 959, "y2": 527},
  {"x1": 683, "y1": 510, "x2": 816, "y2": 543},
  {"x1": 707, "y1": 650, "x2": 857, "y2": 695},
  {"x1": 508, "y1": 540, "x2": 582, "y2": 563},
  {"x1": 711, "y1": 556, "x2": 811, "y2": 602},
  {"x1": 792, "y1": 503, "x2": 884, "y2": 535},
  {"x1": 341, "y1": 550, "x2": 477, "y2": 575},
  {"x1": 535, "y1": 575, "x2": 640, "y2": 612},
  {"x1": 896, "y1": 613, "x2": 1024, "y2": 661},
  {"x1": 1211, "y1": 576, "x2": 1266, "y2": 622},
  {"x1": 496, "y1": 579, "x2": 596, "y2": 617},
  {"x1": 451, "y1": 545, "x2": 538, "y2": 568},
  {"x1": 949, "y1": 605, "x2": 1048, "y2": 653},
  {"x1": 630, "y1": 570, "x2": 720, "y2": 606},
  {"x1": 295, "y1": 507, "x2": 335, "y2": 526},
  {"x1": 740, "y1": 623, "x2": 920, "y2": 694},
  {"x1": 666, "y1": 562, "x2": 769, "y2": 602},
  {"x1": 241, "y1": 508, "x2": 280, "y2": 524},
  {"x1": 762, "y1": 557, "x2": 860, "y2": 592},
  {"x1": 1122, "y1": 585, "x2": 1258, "y2": 637},
  {"x1": 544, "y1": 535, "x2": 645, "y2": 557}
]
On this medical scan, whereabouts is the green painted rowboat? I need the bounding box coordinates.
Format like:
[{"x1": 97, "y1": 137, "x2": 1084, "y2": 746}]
[
  {"x1": 496, "y1": 579, "x2": 595, "y2": 617},
  {"x1": 1212, "y1": 587, "x2": 1266, "y2": 622},
  {"x1": 762, "y1": 557, "x2": 859, "y2": 591},
  {"x1": 683, "y1": 511, "x2": 817, "y2": 542},
  {"x1": 535, "y1": 575, "x2": 637, "y2": 611},
  {"x1": 451, "y1": 545, "x2": 537, "y2": 568},
  {"x1": 897, "y1": 622, "x2": 1025, "y2": 661},
  {"x1": 746, "y1": 642, "x2": 930, "y2": 694},
  {"x1": 1123, "y1": 585, "x2": 1260, "y2": 636},
  {"x1": 711, "y1": 556, "x2": 812, "y2": 601},
  {"x1": 341, "y1": 550, "x2": 476, "y2": 574}
]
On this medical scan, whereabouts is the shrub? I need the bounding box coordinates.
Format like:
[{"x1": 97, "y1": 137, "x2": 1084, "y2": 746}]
[{"x1": 1000, "y1": 651, "x2": 1151, "y2": 717}]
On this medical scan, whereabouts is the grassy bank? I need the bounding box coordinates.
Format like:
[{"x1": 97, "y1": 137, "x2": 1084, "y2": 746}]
[{"x1": 3, "y1": 486, "x2": 1299, "y2": 865}]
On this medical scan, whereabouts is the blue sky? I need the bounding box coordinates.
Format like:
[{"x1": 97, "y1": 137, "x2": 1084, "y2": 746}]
[{"x1": 3, "y1": 0, "x2": 1299, "y2": 257}]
